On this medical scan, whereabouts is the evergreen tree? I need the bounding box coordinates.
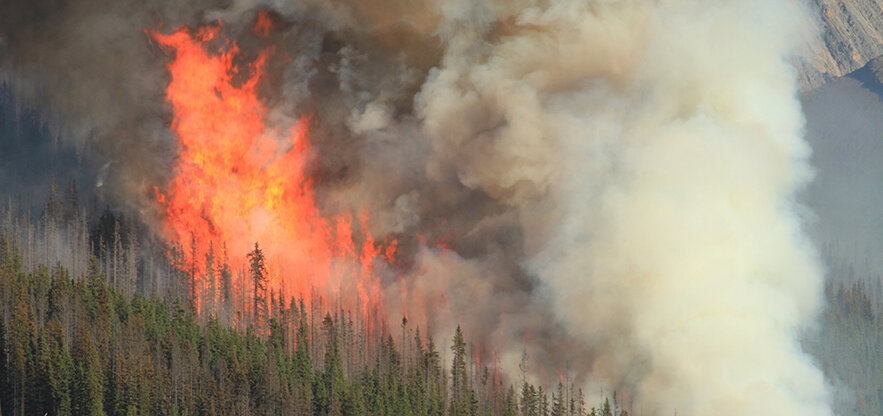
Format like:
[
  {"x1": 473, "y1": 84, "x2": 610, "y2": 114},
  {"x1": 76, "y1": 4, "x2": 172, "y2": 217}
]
[
  {"x1": 220, "y1": 244, "x2": 232, "y2": 305},
  {"x1": 292, "y1": 303, "x2": 313, "y2": 413},
  {"x1": 247, "y1": 243, "x2": 267, "y2": 329},
  {"x1": 71, "y1": 317, "x2": 105, "y2": 416},
  {"x1": 551, "y1": 382, "x2": 566, "y2": 416},
  {"x1": 521, "y1": 381, "x2": 538, "y2": 416},
  {"x1": 601, "y1": 397, "x2": 612, "y2": 416},
  {"x1": 0, "y1": 318, "x2": 10, "y2": 416},
  {"x1": 42, "y1": 318, "x2": 73, "y2": 415},
  {"x1": 538, "y1": 386, "x2": 549, "y2": 416},
  {"x1": 451, "y1": 325, "x2": 471, "y2": 416},
  {"x1": 316, "y1": 314, "x2": 347, "y2": 416},
  {"x1": 9, "y1": 277, "x2": 35, "y2": 416},
  {"x1": 503, "y1": 386, "x2": 518, "y2": 416},
  {"x1": 203, "y1": 242, "x2": 216, "y2": 320}
]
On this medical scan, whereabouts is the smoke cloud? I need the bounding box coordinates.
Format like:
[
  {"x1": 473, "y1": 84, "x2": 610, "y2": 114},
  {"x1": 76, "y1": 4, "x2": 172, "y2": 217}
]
[{"x1": 0, "y1": 0, "x2": 832, "y2": 414}]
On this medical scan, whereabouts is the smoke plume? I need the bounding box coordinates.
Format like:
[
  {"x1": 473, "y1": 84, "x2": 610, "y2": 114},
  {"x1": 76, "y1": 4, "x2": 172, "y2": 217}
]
[{"x1": 1, "y1": 0, "x2": 832, "y2": 414}]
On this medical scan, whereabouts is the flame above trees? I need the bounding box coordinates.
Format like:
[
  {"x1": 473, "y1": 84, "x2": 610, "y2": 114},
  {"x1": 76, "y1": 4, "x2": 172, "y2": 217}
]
[{"x1": 149, "y1": 23, "x2": 387, "y2": 319}]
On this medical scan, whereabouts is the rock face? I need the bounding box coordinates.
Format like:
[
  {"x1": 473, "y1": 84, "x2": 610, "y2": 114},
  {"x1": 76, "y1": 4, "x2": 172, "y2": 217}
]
[{"x1": 800, "y1": 0, "x2": 883, "y2": 90}]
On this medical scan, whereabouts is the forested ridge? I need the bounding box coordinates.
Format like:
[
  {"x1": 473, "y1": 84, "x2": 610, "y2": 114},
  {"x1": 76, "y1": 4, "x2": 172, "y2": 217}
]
[
  {"x1": 1, "y1": 180, "x2": 880, "y2": 416},
  {"x1": 0, "y1": 182, "x2": 630, "y2": 416}
]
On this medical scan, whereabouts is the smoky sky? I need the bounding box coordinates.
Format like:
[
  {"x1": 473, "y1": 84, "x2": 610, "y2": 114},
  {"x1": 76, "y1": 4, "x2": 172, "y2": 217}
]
[
  {"x1": 0, "y1": 1, "x2": 843, "y2": 414},
  {"x1": 0, "y1": 83, "x2": 99, "y2": 210}
]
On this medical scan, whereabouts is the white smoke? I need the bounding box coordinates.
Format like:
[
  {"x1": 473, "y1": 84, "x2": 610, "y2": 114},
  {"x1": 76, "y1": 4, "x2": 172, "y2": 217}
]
[
  {"x1": 0, "y1": 0, "x2": 835, "y2": 413},
  {"x1": 416, "y1": 0, "x2": 832, "y2": 414}
]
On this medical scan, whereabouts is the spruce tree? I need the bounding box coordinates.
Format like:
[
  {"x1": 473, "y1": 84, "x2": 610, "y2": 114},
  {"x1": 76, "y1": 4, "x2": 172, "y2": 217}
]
[
  {"x1": 247, "y1": 243, "x2": 267, "y2": 329},
  {"x1": 450, "y1": 325, "x2": 471, "y2": 416},
  {"x1": 71, "y1": 318, "x2": 105, "y2": 416}
]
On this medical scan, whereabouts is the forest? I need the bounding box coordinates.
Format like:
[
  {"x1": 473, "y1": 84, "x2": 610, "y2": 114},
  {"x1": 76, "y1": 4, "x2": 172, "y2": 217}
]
[
  {"x1": 0, "y1": 181, "x2": 634, "y2": 416},
  {"x1": 805, "y1": 280, "x2": 883, "y2": 416},
  {"x1": 1, "y1": 180, "x2": 881, "y2": 416}
]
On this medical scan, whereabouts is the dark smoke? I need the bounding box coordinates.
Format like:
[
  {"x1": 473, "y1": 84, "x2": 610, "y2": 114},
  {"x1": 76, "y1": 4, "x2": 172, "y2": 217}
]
[{"x1": 0, "y1": 1, "x2": 834, "y2": 414}]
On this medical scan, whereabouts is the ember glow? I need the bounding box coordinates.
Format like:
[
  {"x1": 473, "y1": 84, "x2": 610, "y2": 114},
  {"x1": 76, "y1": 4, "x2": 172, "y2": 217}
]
[{"x1": 150, "y1": 25, "x2": 387, "y2": 316}]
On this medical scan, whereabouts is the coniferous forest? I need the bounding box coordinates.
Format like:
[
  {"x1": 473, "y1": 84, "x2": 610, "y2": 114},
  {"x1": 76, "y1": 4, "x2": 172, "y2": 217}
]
[
  {"x1": 5, "y1": 1, "x2": 883, "y2": 415},
  {"x1": 0, "y1": 182, "x2": 635, "y2": 416},
  {"x1": 2, "y1": 183, "x2": 883, "y2": 416},
  {"x1": 805, "y1": 281, "x2": 883, "y2": 416}
]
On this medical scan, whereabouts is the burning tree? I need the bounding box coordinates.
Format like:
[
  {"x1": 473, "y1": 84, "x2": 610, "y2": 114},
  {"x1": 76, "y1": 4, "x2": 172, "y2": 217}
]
[{"x1": 149, "y1": 25, "x2": 390, "y2": 325}]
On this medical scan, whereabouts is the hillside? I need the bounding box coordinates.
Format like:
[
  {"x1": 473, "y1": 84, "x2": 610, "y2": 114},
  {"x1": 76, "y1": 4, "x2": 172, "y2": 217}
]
[
  {"x1": 800, "y1": 0, "x2": 883, "y2": 89},
  {"x1": 0, "y1": 183, "x2": 629, "y2": 416}
]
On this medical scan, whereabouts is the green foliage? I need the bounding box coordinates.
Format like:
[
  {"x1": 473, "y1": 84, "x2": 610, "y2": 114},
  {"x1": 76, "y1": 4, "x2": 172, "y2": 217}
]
[
  {"x1": 0, "y1": 205, "x2": 642, "y2": 416},
  {"x1": 71, "y1": 317, "x2": 105, "y2": 416},
  {"x1": 451, "y1": 325, "x2": 469, "y2": 411},
  {"x1": 804, "y1": 282, "x2": 883, "y2": 416},
  {"x1": 248, "y1": 242, "x2": 268, "y2": 329}
]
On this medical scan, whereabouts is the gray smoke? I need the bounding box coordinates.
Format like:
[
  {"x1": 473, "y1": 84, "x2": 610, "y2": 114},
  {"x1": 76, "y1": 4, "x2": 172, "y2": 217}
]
[{"x1": 0, "y1": 0, "x2": 833, "y2": 414}]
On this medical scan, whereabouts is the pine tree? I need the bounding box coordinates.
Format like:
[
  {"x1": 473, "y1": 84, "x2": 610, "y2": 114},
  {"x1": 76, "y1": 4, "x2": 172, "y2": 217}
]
[
  {"x1": 521, "y1": 381, "x2": 538, "y2": 416},
  {"x1": 576, "y1": 388, "x2": 586, "y2": 416},
  {"x1": 247, "y1": 243, "x2": 267, "y2": 330},
  {"x1": 189, "y1": 233, "x2": 197, "y2": 313},
  {"x1": 71, "y1": 317, "x2": 105, "y2": 416},
  {"x1": 538, "y1": 386, "x2": 549, "y2": 416},
  {"x1": 315, "y1": 313, "x2": 347, "y2": 416},
  {"x1": 503, "y1": 386, "x2": 518, "y2": 416},
  {"x1": 0, "y1": 318, "x2": 10, "y2": 416},
  {"x1": 203, "y1": 242, "x2": 216, "y2": 320},
  {"x1": 551, "y1": 382, "x2": 566, "y2": 416},
  {"x1": 9, "y1": 277, "x2": 36, "y2": 416},
  {"x1": 43, "y1": 318, "x2": 73, "y2": 415},
  {"x1": 450, "y1": 325, "x2": 471, "y2": 416},
  {"x1": 424, "y1": 336, "x2": 444, "y2": 415},
  {"x1": 601, "y1": 397, "x2": 612, "y2": 416}
]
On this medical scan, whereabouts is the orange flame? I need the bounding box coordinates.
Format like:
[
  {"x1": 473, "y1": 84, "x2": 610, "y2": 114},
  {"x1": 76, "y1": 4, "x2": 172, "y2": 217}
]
[
  {"x1": 253, "y1": 10, "x2": 273, "y2": 38},
  {"x1": 150, "y1": 24, "x2": 385, "y2": 316}
]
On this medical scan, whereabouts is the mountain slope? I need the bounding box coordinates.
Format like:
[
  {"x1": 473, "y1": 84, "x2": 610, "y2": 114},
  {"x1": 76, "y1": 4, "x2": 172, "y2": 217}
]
[{"x1": 801, "y1": 0, "x2": 883, "y2": 89}]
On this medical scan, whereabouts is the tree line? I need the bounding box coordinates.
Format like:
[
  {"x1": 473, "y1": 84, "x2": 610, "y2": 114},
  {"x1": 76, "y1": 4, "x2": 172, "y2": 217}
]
[{"x1": 0, "y1": 181, "x2": 629, "y2": 416}]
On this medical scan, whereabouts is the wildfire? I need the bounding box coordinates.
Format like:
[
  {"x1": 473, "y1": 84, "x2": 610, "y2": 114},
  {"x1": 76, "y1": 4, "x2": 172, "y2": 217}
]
[{"x1": 150, "y1": 23, "x2": 385, "y2": 318}]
